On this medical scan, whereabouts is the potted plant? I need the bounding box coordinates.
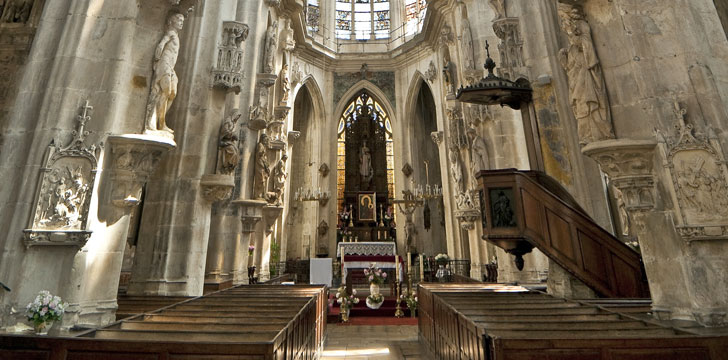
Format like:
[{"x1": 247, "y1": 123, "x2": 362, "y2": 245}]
[
  {"x1": 364, "y1": 263, "x2": 387, "y2": 309},
  {"x1": 26, "y1": 290, "x2": 66, "y2": 335},
  {"x1": 335, "y1": 285, "x2": 359, "y2": 322}
]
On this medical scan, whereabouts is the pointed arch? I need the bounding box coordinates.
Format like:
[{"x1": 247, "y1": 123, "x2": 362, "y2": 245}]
[
  {"x1": 332, "y1": 80, "x2": 396, "y2": 129},
  {"x1": 404, "y1": 70, "x2": 435, "y2": 129},
  {"x1": 296, "y1": 75, "x2": 326, "y2": 124}
]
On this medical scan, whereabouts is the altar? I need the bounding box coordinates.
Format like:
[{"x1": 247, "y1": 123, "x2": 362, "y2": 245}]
[{"x1": 338, "y1": 242, "x2": 403, "y2": 284}]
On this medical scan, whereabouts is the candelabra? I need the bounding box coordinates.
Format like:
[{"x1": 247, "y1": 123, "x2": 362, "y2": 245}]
[
  {"x1": 294, "y1": 187, "x2": 330, "y2": 206},
  {"x1": 410, "y1": 183, "x2": 443, "y2": 200}
]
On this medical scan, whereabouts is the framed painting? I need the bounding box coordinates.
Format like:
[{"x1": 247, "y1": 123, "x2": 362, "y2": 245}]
[{"x1": 358, "y1": 192, "x2": 377, "y2": 222}]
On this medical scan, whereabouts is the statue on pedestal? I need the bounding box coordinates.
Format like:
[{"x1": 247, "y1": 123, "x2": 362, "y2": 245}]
[
  {"x1": 280, "y1": 64, "x2": 290, "y2": 104},
  {"x1": 218, "y1": 110, "x2": 242, "y2": 175},
  {"x1": 144, "y1": 12, "x2": 185, "y2": 138},
  {"x1": 271, "y1": 153, "x2": 288, "y2": 205},
  {"x1": 254, "y1": 134, "x2": 271, "y2": 200},
  {"x1": 467, "y1": 128, "x2": 489, "y2": 183},
  {"x1": 558, "y1": 3, "x2": 615, "y2": 146},
  {"x1": 360, "y1": 142, "x2": 373, "y2": 186},
  {"x1": 264, "y1": 21, "x2": 279, "y2": 74}
]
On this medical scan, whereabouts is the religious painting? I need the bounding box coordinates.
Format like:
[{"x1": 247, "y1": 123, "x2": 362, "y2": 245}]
[
  {"x1": 358, "y1": 192, "x2": 377, "y2": 222},
  {"x1": 489, "y1": 188, "x2": 517, "y2": 228}
]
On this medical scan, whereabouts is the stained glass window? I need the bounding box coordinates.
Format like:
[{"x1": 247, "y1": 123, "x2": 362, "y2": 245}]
[
  {"x1": 337, "y1": 92, "x2": 395, "y2": 213},
  {"x1": 306, "y1": 0, "x2": 320, "y2": 33},
  {"x1": 335, "y1": 0, "x2": 390, "y2": 40},
  {"x1": 404, "y1": 0, "x2": 427, "y2": 37}
]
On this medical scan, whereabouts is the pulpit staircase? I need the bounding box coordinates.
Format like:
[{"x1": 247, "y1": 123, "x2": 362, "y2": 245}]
[{"x1": 477, "y1": 169, "x2": 650, "y2": 298}]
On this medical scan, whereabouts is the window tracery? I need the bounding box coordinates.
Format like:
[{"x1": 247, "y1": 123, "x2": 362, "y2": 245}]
[
  {"x1": 336, "y1": 0, "x2": 390, "y2": 40},
  {"x1": 307, "y1": 0, "x2": 320, "y2": 33}
]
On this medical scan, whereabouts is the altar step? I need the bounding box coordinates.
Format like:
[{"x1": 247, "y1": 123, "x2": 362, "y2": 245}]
[{"x1": 328, "y1": 297, "x2": 414, "y2": 322}]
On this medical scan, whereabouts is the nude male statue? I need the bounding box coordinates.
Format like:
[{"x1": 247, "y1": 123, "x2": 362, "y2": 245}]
[{"x1": 144, "y1": 12, "x2": 185, "y2": 136}]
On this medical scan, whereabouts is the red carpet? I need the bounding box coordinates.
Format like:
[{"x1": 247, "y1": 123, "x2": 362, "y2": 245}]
[{"x1": 328, "y1": 296, "x2": 417, "y2": 323}]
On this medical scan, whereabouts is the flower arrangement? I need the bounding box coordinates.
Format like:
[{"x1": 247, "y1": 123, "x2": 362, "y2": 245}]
[
  {"x1": 435, "y1": 253, "x2": 449, "y2": 265},
  {"x1": 248, "y1": 245, "x2": 255, "y2": 256},
  {"x1": 26, "y1": 290, "x2": 66, "y2": 334},
  {"x1": 335, "y1": 285, "x2": 359, "y2": 310},
  {"x1": 363, "y1": 263, "x2": 387, "y2": 285},
  {"x1": 401, "y1": 290, "x2": 418, "y2": 315}
]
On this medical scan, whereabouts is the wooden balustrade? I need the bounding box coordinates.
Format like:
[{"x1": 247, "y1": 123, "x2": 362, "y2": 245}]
[{"x1": 477, "y1": 169, "x2": 649, "y2": 298}]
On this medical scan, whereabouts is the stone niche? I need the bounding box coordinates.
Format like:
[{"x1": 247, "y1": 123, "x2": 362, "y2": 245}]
[{"x1": 23, "y1": 102, "x2": 100, "y2": 248}]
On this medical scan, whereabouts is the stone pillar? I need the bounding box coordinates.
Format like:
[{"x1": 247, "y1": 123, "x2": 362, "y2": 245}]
[
  {"x1": 200, "y1": 174, "x2": 235, "y2": 288},
  {"x1": 258, "y1": 205, "x2": 283, "y2": 282},
  {"x1": 71, "y1": 134, "x2": 174, "y2": 325}
]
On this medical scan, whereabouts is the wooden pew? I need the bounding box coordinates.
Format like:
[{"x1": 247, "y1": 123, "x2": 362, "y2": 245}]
[
  {"x1": 0, "y1": 284, "x2": 328, "y2": 360},
  {"x1": 419, "y1": 283, "x2": 728, "y2": 360}
]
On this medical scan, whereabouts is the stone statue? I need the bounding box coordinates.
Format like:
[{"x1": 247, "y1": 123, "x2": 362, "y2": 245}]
[
  {"x1": 443, "y1": 59, "x2": 455, "y2": 95},
  {"x1": 282, "y1": 18, "x2": 296, "y2": 51},
  {"x1": 271, "y1": 153, "x2": 288, "y2": 205},
  {"x1": 218, "y1": 110, "x2": 242, "y2": 175},
  {"x1": 488, "y1": 0, "x2": 506, "y2": 20},
  {"x1": 360, "y1": 142, "x2": 373, "y2": 185},
  {"x1": 264, "y1": 21, "x2": 279, "y2": 74},
  {"x1": 448, "y1": 146, "x2": 464, "y2": 195},
  {"x1": 404, "y1": 214, "x2": 416, "y2": 251},
  {"x1": 1, "y1": 0, "x2": 32, "y2": 23},
  {"x1": 467, "y1": 128, "x2": 489, "y2": 183},
  {"x1": 254, "y1": 134, "x2": 271, "y2": 200},
  {"x1": 558, "y1": 3, "x2": 615, "y2": 146},
  {"x1": 461, "y1": 20, "x2": 475, "y2": 70},
  {"x1": 144, "y1": 12, "x2": 185, "y2": 137},
  {"x1": 280, "y1": 64, "x2": 290, "y2": 104},
  {"x1": 612, "y1": 185, "x2": 629, "y2": 237}
]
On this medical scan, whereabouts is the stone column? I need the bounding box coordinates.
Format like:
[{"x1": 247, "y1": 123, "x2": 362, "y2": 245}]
[
  {"x1": 72, "y1": 134, "x2": 174, "y2": 325},
  {"x1": 200, "y1": 174, "x2": 235, "y2": 289},
  {"x1": 257, "y1": 205, "x2": 283, "y2": 282}
]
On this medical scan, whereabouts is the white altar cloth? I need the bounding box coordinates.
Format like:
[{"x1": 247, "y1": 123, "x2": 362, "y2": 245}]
[{"x1": 336, "y1": 241, "x2": 397, "y2": 258}]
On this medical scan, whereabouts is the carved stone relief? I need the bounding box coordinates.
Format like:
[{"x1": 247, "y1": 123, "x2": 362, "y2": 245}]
[
  {"x1": 466, "y1": 104, "x2": 492, "y2": 128},
  {"x1": 319, "y1": 163, "x2": 329, "y2": 178},
  {"x1": 557, "y1": 3, "x2": 615, "y2": 146},
  {"x1": 402, "y1": 163, "x2": 413, "y2": 178},
  {"x1": 212, "y1": 21, "x2": 249, "y2": 94},
  {"x1": 291, "y1": 62, "x2": 303, "y2": 85},
  {"x1": 431, "y1": 131, "x2": 444, "y2": 146},
  {"x1": 144, "y1": 11, "x2": 186, "y2": 139},
  {"x1": 24, "y1": 101, "x2": 100, "y2": 248},
  {"x1": 662, "y1": 101, "x2": 728, "y2": 237},
  {"x1": 455, "y1": 190, "x2": 481, "y2": 231},
  {"x1": 281, "y1": 18, "x2": 296, "y2": 52},
  {"x1": 493, "y1": 17, "x2": 527, "y2": 81},
  {"x1": 447, "y1": 107, "x2": 468, "y2": 149},
  {"x1": 0, "y1": 0, "x2": 33, "y2": 23},
  {"x1": 440, "y1": 23, "x2": 454, "y2": 44}
]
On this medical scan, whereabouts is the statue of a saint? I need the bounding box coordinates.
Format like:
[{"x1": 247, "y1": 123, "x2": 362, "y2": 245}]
[
  {"x1": 254, "y1": 134, "x2": 271, "y2": 200},
  {"x1": 1, "y1": 0, "x2": 32, "y2": 23},
  {"x1": 271, "y1": 153, "x2": 288, "y2": 205},
  {"x1": 280, "y1": 64, "x2": 290, "y2": 104},
  {"x1": 360, "y1": 142, "x2": 373, "y2": 185},
  {"x1": 218, "y1": 110, "x2": 242, "y2": 175},
  {"x1": 448, "y1": 146, "x2": 464, "y2": 195},
  {"x1": 144, "y1": 12, "x2": 185, "y2": 137},
  {"x1": 282, "y1": 18, "x2": 296, "y2": 51},
  {"x1": 443, "y1": 59, "x2": 455, "y2": 95},
  {"x1": 264, "y1": 21, "x2": 279, "y2": 74},
  {"x1": 558, "y1": 3, "x2": 615, "y2": 145},
  {"x1": 612, "y1": 185, "x2": 629, "y2": 237},
  {"x1": 467, "y1": 128, "x2": 489, "y2": 183}
]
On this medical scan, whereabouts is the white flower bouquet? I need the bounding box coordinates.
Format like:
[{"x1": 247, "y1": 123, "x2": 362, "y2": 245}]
[{"x1": 26, "y1": 290, "x2": 66, "y2": 333}]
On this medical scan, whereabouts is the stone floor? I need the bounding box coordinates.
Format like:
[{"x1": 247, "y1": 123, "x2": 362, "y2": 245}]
[{"x1": 321, "y1": 324, "x2": 430, "y2": 359}]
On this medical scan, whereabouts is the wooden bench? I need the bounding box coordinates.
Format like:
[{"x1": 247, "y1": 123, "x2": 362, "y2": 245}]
[
  {"x1": 1, "y1": 284, "x2": 328, "y2": 360},
  {"x1": 419, "y1": 283, "x2": 728, "y2": 360}
]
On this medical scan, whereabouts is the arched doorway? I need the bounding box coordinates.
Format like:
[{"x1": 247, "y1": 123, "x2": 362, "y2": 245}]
[{"x1": 336, "y1": 91, "x2": 396, "y2": 243}]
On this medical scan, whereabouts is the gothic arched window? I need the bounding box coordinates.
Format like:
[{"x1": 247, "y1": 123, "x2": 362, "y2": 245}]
[
  {"x1": 336, "y1": 0, "x2": 390, "y2": 40},
  {"x1": 307, "y1": 0, "x2": 321, "y2": 33},
  {"x1": 337, "y1": 92, "x2": 395, "y2": 214}
]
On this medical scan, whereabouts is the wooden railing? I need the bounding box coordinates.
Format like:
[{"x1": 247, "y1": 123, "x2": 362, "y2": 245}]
[{"x1": 477, "y1": 169, "x2": 649, "y2": 298}]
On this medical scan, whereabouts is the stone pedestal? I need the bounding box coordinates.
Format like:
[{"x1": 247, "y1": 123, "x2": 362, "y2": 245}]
[
  {"x1": 257, "y1": 205, "x2": 283, "y2": 282},
  {"x1": 67, "y1": 134, "x2": 174, "y2": 326},
  {"x1": 201, "y1": 174, "x2": 235, "y2": 287},
  {"x1": 232, "y1": 199, "x2": 266, "y2": 284}
]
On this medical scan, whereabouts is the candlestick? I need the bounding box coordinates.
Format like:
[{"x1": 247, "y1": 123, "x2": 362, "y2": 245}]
[
  {"x1": 419, "y1": 254, "x2": 424, "y2": 282},
  {"x1": 394, "y1": 254, "x2": 404, "y2": 318}
]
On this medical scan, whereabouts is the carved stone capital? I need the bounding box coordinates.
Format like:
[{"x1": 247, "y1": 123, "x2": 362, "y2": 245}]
[
  {"x1": 22, "y1": 230, "x2": 93, "y2": 249},
  {"x1": 212, "y1": 21, "x2": 250, "y2": 93},
  {"x1": 319, "y1": 163, "x2": 329, "y2": 177},
  {"x1": 583, "y1": 139, "x2": 658, "y2": 211},
  {"x1": 232, "y1": 199, "x2": 266, "y2": 233},
  {"x1": 431, "y1": 131, "x2": 444, "y2": 146},
  {"x1": 200, "y1": 174, "x2": 235, "y2": 202},
  {"x1": 107, "y1": 134, "x2": 176, "y2": 208},
  {"x1": 455, "y1": 209, "x2": 481, "y2": 231},
  {"x1": 288, "y1": 131, "x2": 301, "y2": 142}
]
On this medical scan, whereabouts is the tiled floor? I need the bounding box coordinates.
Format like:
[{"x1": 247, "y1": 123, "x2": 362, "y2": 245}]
[{"x1": 322, "y1": 324, "x2": 430, "y2": 359}]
